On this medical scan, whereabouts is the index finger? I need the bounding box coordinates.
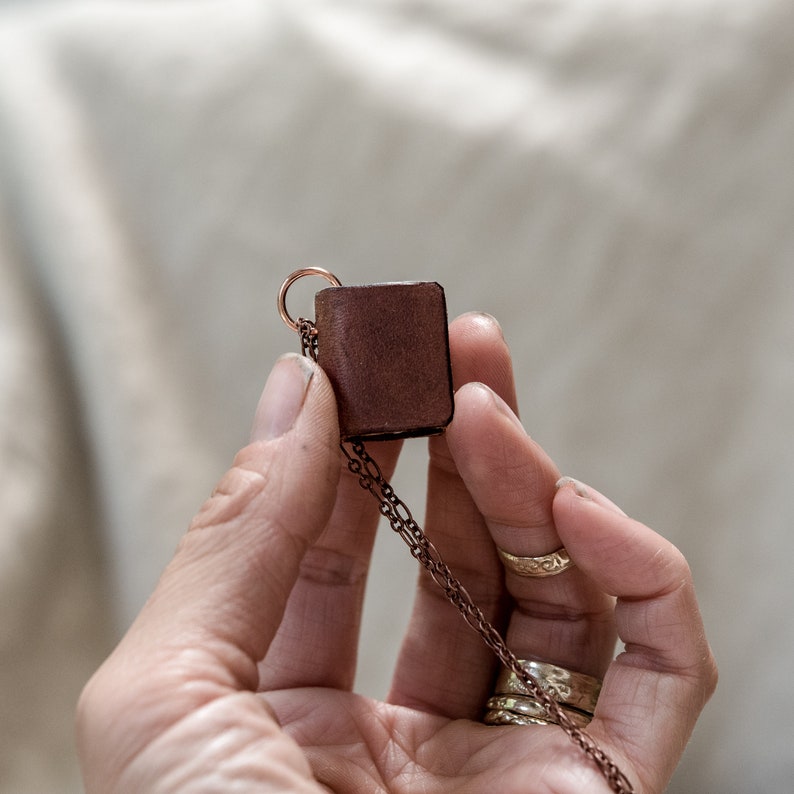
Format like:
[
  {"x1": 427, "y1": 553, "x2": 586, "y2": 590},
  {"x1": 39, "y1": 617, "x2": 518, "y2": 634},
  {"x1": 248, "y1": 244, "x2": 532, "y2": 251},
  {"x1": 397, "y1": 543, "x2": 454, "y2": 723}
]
[{"x1": 388, "y1": 313, "x2": 519, "y2": 718}]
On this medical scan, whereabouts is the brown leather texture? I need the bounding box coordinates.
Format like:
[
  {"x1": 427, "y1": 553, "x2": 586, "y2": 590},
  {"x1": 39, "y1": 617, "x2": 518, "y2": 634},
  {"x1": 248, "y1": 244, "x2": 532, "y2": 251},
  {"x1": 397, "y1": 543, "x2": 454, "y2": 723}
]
[{"x1": 315, "y1": 282, "x2": 454, "y2": 441}]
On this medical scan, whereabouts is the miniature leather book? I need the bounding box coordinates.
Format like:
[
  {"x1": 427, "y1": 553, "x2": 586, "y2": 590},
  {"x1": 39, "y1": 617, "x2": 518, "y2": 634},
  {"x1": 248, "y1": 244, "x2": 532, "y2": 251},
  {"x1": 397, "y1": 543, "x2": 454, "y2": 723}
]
[{"x1": 314, "y1": 281, "x2": 454, "y2": 441}]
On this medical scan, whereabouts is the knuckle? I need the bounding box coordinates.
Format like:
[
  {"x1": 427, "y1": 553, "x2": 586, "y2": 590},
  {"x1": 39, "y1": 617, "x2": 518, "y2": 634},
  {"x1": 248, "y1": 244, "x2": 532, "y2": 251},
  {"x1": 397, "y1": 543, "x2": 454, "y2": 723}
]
[
  {"x1": 189, "y1": 462, "x2": 270, "y2": 533},
  {"x1": 298, "y1": 546, "x2": 368, "y2": 587}
]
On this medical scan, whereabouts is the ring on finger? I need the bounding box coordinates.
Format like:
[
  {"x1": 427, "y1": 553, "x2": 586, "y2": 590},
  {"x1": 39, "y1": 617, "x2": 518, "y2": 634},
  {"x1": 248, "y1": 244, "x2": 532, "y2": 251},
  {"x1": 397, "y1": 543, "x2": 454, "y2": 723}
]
[
  {"x1": 484, "y1": 694, "x2": 592, "y2": 728},
  {"x1": 497, "y1": 546, "x2": 574, "y2": 577},
  {"x1": 494, "y1": 659, "x2": 602, "y2": 715},
  {"x1": 482, "y1": 706, "x2": 553, "y2": 727}
]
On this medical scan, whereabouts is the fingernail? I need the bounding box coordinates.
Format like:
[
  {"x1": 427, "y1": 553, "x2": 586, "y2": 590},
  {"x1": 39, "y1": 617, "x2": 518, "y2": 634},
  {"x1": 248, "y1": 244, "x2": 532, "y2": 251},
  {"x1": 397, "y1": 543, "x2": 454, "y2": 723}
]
[
  {"x1": 556, "y1": 476, "x2": 627, "y2": 516},
  {"x1": 556, "y1": 476, "x2": 590, "y2": 498},
  {"x1": 473, "y1": 382, "x2": 524, "y2": 433},
  {"x1": 250, "y1": 354, "x2": 314, "y2": 441},
  {"x1": 466, "y1": 311, "x2": 505, "y2": 340}
]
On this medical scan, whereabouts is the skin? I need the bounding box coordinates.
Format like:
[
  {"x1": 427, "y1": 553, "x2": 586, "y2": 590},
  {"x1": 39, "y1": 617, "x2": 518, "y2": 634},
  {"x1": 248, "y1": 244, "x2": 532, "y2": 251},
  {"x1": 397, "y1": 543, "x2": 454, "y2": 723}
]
[{"x1": 76, "y1": 313, "x2": 717, "y2": 794}]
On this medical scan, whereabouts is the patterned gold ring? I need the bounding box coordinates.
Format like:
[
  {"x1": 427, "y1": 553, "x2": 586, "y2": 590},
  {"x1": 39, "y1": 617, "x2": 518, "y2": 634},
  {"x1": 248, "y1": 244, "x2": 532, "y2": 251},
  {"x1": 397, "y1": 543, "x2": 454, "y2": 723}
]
[
  {"x1": 494, "y1": 659, "x2": 602, "y2": 715},
  {"x1": 496, "y1": 546, "x2": 574, "y2": 577}
]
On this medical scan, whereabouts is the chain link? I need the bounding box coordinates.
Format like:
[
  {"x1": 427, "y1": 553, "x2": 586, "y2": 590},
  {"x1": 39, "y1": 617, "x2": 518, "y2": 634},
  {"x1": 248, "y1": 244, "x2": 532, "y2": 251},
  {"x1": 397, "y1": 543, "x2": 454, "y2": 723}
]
[
  {"x1": 297, "y1": 318, "x2": 319, "y2": 361},
  {"x1": 297, "y1": 317, "x2": 634, "y2": 793}
]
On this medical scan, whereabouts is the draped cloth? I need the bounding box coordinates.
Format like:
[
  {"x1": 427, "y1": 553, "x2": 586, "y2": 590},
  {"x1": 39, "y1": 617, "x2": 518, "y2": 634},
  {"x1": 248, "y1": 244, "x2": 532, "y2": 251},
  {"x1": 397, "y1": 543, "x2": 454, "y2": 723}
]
[{"x1": 1, "y1": 2, "x2": 793, "y2": 791}]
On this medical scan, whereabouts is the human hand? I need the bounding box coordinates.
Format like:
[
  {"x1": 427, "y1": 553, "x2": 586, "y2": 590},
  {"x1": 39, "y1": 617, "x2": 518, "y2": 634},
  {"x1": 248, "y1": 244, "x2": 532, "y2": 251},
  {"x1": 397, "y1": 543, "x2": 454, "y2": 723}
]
[{"x1": 76, "y1": 313, "x2": 716, "y2": 793}]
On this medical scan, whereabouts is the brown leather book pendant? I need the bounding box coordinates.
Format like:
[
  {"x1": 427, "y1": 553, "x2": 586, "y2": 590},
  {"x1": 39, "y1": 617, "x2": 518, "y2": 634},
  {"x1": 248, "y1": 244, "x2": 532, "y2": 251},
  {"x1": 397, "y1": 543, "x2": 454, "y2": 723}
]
[
  {"x1": 278, "y1": 268, "x2": 454, "y2": 441},
  {"x1": 315, "y1": 281, "x2": 454, "y2": 441}
]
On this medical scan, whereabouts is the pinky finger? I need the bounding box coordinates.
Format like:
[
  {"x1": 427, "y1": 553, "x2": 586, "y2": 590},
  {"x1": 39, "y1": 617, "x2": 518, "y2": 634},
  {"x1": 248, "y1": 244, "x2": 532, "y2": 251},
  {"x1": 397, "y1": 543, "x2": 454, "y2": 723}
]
[{"x1": 552, "y1": 481, "x2": 718, "y2": 792}]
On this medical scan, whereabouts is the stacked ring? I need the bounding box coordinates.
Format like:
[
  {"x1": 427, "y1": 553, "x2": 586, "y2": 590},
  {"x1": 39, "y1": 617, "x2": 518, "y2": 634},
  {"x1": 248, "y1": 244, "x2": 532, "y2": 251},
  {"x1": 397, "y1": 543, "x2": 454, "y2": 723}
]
[
  {"x1": 483, "y1": 694, "x2": 593, "y2": 728},
  {"x1": 483, "y1": 659, "x2": 602, "y2": 728},
  {"x1": 495, "y1": 659, "x2": 602, "y2": 715}
]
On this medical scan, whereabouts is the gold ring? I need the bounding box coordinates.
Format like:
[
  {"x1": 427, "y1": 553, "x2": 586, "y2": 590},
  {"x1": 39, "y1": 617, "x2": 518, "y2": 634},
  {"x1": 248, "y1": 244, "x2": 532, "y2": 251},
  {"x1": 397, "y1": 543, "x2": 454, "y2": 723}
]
[
  {"x1": 494, "y1": 659, "x2": 602, "y2": 716},
  {"x1": 484, "y1": 695, "x2": 593, "y2": 728},
  {"x1": 496, "y1": 546, "x2": 574, "y2": 577},
  {"x1": 483, "y1": 707, "x2": 553, "y2": 727}
]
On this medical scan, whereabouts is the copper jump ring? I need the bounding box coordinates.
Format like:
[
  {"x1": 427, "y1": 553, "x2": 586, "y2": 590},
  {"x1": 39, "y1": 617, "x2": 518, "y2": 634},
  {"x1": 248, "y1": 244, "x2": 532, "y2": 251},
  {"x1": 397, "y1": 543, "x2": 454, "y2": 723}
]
[{"x1": 277, "y1": 267, "x2": 341, "y2": 331}]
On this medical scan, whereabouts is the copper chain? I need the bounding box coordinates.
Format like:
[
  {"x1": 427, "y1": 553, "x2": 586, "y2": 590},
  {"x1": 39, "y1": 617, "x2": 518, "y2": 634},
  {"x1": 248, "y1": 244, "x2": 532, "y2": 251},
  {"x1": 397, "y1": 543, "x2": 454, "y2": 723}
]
[{"x1": 298, "y1": 320, "x2": 634, "y2": 794}]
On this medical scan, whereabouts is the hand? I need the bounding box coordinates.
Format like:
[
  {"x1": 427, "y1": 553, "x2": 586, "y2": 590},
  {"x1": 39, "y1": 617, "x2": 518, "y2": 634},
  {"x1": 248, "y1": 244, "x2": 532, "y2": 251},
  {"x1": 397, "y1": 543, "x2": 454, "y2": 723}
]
[{"x1": 76, "y1": 313, "x2": 717, "y2": 794}]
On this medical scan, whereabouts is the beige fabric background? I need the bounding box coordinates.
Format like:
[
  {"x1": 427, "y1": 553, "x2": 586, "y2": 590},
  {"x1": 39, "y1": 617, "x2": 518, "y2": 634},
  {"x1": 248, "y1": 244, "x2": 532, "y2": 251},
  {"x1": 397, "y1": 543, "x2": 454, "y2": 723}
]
[{"x1": 1, "y1": 1, "x2": 793, "y2": 791}]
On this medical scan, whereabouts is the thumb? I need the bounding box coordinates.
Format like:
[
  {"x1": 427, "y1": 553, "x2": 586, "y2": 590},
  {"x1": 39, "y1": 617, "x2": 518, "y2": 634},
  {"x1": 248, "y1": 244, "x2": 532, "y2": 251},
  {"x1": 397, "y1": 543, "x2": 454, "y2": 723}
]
[
  {"x1": 138, "y1": 352, "x2": 341, "y2": 667},
  {"x1": 98, "y1": 353, "x2": 340, "y2": 685}
]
